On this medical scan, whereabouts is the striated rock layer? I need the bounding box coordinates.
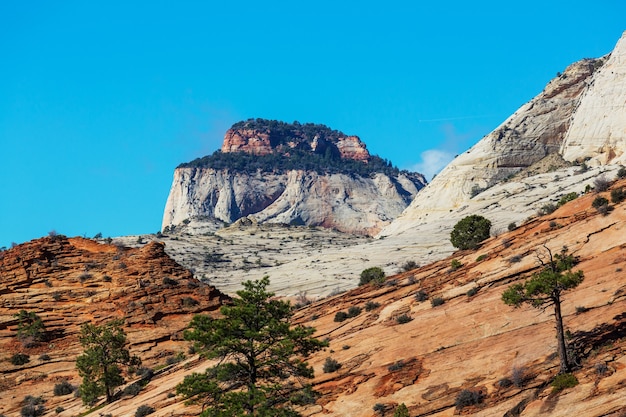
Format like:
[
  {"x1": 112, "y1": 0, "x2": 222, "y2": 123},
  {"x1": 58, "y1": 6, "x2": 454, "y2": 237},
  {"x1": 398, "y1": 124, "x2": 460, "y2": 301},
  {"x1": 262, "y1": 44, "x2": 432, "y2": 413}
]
[
  {"x1": 163, "y1": 120, "x2": 426, "y2": 236},
  {"x1": 0, "y1": 236, "x2": 228, "y2": 416},
  {"x1": 13, "y1": 178, "x2": 626, "y2": 417},
  {"x1": 163, "y1": 169, "x2": 422, "y2": 236}
]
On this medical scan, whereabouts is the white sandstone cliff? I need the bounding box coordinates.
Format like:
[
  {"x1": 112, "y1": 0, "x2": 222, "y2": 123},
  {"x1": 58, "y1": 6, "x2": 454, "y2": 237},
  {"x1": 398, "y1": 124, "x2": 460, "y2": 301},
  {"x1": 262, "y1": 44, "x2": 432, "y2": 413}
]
[
  {"x1": 380, "y1": 32, "x2": 626, "y2": 238},
  {"x1": 162, "y1": 165, "x2": 424, "y2": 236}
]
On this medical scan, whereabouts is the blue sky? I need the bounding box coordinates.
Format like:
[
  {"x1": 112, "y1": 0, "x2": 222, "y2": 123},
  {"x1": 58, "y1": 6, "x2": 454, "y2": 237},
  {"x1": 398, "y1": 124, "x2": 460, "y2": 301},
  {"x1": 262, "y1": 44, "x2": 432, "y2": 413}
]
[{"x1": 1, "y1": 1, "x2": 624, "y2": 248}]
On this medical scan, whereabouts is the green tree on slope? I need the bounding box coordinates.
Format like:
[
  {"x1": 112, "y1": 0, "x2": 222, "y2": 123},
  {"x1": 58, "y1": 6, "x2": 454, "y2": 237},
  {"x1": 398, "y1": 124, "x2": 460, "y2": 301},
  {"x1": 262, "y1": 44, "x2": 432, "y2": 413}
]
[
  {"x1": 450, "y1": 215, "x2": 492, "y2": 250},
  {"x1": 502, "y1": 247, "x2": 584, "y2": 373},
  {"x1": 176, "y1": 276, "x2": 326, "y2": 416},
  {"x1": 76, "y1": 319, "x2": 140, "y2": 404}
]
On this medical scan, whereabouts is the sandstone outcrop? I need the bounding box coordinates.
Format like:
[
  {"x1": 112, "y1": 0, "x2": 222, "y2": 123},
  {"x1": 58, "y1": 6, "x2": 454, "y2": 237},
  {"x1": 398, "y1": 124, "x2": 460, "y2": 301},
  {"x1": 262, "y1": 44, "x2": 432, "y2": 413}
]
[
  {"x1": 13, "y1": 178, "x2": 626, "y2": 417},
  {"x1": 163, "y1": 120, "x2": 426, "y2": 236},
  {"x1": 381, "y1": 32, "x2": 626, "y2": 238},
  {"x1": 0, "y1": 236, "x2": 228, "y2": 416}
]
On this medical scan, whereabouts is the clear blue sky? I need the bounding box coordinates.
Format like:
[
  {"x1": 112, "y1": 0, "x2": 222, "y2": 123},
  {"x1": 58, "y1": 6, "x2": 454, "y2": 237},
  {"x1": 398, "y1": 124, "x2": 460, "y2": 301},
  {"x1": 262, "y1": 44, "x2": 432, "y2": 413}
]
[{"x1": 1, "y1": 1, "x2": 624, "y2": 248}]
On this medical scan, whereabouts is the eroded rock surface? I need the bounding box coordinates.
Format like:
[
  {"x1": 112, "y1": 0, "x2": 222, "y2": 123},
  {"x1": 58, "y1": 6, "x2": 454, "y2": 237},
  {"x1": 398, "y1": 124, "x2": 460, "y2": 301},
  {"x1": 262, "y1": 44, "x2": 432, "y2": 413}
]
[{"x1": 163, "y1": 120, "x2": 426, "y2": 236}]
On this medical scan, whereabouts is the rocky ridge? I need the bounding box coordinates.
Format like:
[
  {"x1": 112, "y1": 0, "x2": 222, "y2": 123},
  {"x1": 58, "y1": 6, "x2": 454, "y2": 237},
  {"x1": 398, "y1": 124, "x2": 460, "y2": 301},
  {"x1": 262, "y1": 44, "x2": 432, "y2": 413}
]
[
  {"x1": 5, "y1": 177, "x2": 626, "y2": 417},
  {"x1": 380, "y1": 32, "x2": 626, "y2": 238},
  {"x1": 152, "y1": 31, "x2": 626, "y2": 297},
  {"x1": 162, "y1": 120, "x2": 426, "y2": 236},
  {"x1": 0, "y1": 237, "x2": 228, "y2": 416}
]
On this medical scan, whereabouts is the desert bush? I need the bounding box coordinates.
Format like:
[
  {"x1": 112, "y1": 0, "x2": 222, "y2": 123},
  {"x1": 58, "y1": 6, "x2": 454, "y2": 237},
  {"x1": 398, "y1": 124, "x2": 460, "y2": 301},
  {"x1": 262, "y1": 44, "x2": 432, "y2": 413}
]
[
  {"x1": 347, "y1": 306, "x2": 362, "y2": 318},
  {"x1": 123, "y1": 382, "x2": 143, "y2": 397},
  {"x1": 20, "y1": 396, "x2": 45, "y2": 417},
  {"x1": 415, "y1": 290, "x2": 428, "y2": 302},
  {"x1": 610, "y1": 187, "x2": 626, "y2": 204},
  {"x1": 373, "y1": 403, "x2": 386, "y2": 414},
  {"x1": 401, "y1": 260, "x2": 418, "y2": 272},
  {"x1": 78, "y1": 272, "x2": 92, "y2": 283},
  {"x1": 181, "y1": 297, "x2": 199, "y2": 307},
  {"x1": 14, "y1": 310, "x2": 46, "y2": 347},
  {"x1": 53, "y1": 381, "x2": 74, "y2": 396},
  {"x1": 538, "y1": 203, "x2": 557, "y2": 216},
  {"x1": 466, "y1": 287, "x2": 478, "y2": 297},
  {"x1": 334, "y1": 311, "x2": 349, "y2": 322},
  {"x1": 470, "y1": 184, "x2": 486, "y2": 198},
  {"x1": 594, "y1": 175, "x2": 611, "y2": 192},
  {"x1": 511, "y1": 366, "x2": 526, "y2": 387},
  {"x1": 431, "y1": 297, "x2": 445, "y2": 307},
  {"x1": 394, "y1": 403, "x2": 409, "y2": 417},
  {"x1": 593, "y1": 196, "x2": 609, "y2": 208},
  {"x1": 162, "y1": 277, "x2": 178, "y2": 287},
  {"x1": 558, "y1": 192, "x2": 579, "y2": 207},
  {"x1": 497, "y1": 377, "x2": 513, "y2": 388},
  {"x1": 450, "y1": 259, "x2": 463, "y2": 271},
  {"x1": 450, "y1": 215, "x2": 492, "y2": 250},
  {"x1": 507, "y1": 222, "x2": 517, "y2": 231},
  {"x1": 509, "y1": 255, "x2": 522, "y2": 264},
  {"x1": 384, "y1": 278, "x2": 398, "y2": 287},
  {"x1": 364, "y1": 301, "x2": 380, "y2": 311},
  {"x1": 476, "y1": 254, "x2": 487, "y2": 262},
  {"x1": 323, "y1": 358, "x2": 341, "y2": 373},
  {"x1": 596, "y1": 204, "x2": 612, "y2": 216},
  {"x1": 455, "y1": 389, "x2": 484, "y2": 409},
  {"x1": 55, "y1": 407, "x2": 64, "y2": 414},
  {"x1": 39, "y1": 354, "x2": 50, "y2": 361},
  {"x1": 165, "y1": 352, "x2": 185, "y2": 365},
  {"x1": 594, "y1": 362, "x2": 608, "y2": 375},
  {"x1": 10, "y1": 353, "x2": 30, "y2": 366},
  {"x1": 575, "y1": 306, "x2": 588, "y2": 314},
  {"x1": 359, "y1": 267, "x2": 385, "y2": 286},
  {"x1": 551, "y1": 373, "x2": 578, "y2": 392},
  {"x1": 293, "y1": 291, "x2": 313, "y2": 308},
  {"x1": 617, "y1": 166, "x2": 626, "y2": 179},
  {"x1": 592, "y1": 196, "x2": 611, "y2": 215},
  {"x1": 396, "y1": 314, "x2": 412, "y2": 324},
  {"x1": 135, "y1": 405, "x2": 155, "y2": 417}
]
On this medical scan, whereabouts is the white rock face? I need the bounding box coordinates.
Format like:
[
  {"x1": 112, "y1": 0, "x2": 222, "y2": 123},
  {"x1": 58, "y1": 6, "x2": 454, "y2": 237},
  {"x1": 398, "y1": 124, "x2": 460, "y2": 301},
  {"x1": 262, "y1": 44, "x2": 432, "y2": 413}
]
[
  {"x1": 152, "y1": 32, "x2": 626, "y2": 298},
  {"x1": 162, "y1": 168, "x2": 424, "y2": 236},
  {"x1": 380, "y1": 32, "x2": 626, "y2": 239},
  {"x1": 561, "y1": 32, "x2": 626, "y2": 165}
]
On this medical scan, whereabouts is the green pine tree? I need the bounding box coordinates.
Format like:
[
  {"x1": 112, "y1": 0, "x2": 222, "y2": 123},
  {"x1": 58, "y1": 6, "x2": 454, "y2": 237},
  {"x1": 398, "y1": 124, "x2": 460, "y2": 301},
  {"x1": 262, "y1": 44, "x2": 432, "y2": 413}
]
[
  {"x1": 502, "y1": 247, "x2": 584, "y2": 373},
  {"x1": 76, "y1": 319, "x2": 140, "y2": 404},
  {"x1": 176, "y1": 276, "x2": 327, "y2": 416}
]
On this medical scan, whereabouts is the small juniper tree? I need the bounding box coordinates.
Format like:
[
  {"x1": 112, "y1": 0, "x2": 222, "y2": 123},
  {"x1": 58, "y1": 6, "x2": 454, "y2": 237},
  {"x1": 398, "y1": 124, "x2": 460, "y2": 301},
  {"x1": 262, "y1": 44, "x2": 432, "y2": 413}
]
[
  {"x1": 14, "y1": 310, "x2": 46, "y2": 347},
  {"x1": 359, "y1": 267, "x2": 386, "y2": 286},
  {"x1": 176, "y1": 276, "x2": 326, "y2": 416},
  {"x1": 76, "y1": 319, "x2": 140, "y2": 404},
  {"x1": 394, "y1": 403, "x2": 409, "y2": 417},
  {"x1": 450, "y1": 215, "x2": 492, "y2": 250},
  {"x1": 502, "y1": 246, "x2": 584, "y2": 374}
]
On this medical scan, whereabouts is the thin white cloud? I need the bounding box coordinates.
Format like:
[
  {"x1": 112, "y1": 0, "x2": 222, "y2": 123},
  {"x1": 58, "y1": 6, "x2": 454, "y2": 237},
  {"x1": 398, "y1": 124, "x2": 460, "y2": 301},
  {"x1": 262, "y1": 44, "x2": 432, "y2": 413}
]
[{"x1": 411, "y1": 149, "x2": 455, "y2": 181}]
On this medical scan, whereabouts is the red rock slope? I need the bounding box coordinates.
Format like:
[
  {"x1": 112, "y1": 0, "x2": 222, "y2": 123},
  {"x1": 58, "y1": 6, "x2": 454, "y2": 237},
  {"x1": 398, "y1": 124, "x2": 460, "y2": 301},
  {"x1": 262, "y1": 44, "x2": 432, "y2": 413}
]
[{"x1": 0, "y1": 237, "x2": 228, "y2": 416}]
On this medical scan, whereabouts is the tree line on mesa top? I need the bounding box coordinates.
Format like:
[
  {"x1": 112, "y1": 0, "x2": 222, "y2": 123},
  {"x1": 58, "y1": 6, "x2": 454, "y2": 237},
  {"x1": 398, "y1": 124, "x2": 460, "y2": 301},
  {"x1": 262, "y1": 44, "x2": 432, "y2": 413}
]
[{"x1": 179, "y1": 118, "x2": 411, "y2": 178}]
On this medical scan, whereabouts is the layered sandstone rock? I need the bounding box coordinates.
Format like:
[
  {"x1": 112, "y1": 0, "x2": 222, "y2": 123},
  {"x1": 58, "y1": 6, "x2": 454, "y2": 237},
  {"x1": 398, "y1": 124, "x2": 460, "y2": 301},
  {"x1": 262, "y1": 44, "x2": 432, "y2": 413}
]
[
  {"x1": 163, "y1": 120, "x2": 426, "y2": 236},
  {"x1": 0, "y1": 236, "x2": 228, "y2": 416},
  {"x1": 27, "y1": 180, "x2": 626, "y2": 417},
  {"x1": 163, "y1": 169, "x2": 423, "y2": 236}
]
